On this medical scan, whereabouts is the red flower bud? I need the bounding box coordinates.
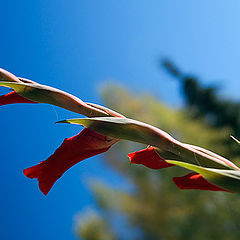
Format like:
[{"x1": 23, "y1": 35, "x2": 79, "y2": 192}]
[
  {"x1": 23, "y1": 128, "x2": 116, "y2": 195},
  {"x1": 128, "y1": 147, "x2": 174, "y2": 169},
  {"x1": 0, "y1": 91, "x2": 36, "y2": 106},
  {"x1": 173, "y1": 172, "x2": 232, "y2": 192}
]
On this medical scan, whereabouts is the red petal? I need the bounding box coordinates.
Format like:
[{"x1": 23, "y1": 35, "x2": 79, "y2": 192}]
[
  {"x1": 128, "y1": 147, "x2": 174, "y2": 169},
  {"x1": 0, "y1": 91, "x2": 36, "y2": 106},
  {"x1": 173, "y1": 172, "x2": 233, "y2": 192},
  {"x1": 23, "y1": 128, "x2": 115, "y2": 195}
]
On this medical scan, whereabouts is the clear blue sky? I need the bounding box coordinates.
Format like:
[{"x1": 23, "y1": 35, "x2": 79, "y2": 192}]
[{"x1": 1, "y1": 1, "x2": 240, "y2": 239}]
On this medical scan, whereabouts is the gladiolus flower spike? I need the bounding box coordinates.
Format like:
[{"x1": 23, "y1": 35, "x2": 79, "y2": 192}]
[{"x1": 1, "y1": 67, "x2": 240, "y2": 195}]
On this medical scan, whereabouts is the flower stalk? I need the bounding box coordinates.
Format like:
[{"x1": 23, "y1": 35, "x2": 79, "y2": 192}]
[{"x1": 1, "y1": 67, "x2": 240, "y2": 195}]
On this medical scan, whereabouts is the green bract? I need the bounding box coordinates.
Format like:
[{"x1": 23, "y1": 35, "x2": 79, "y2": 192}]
[
  {"x1": 0, "y1": 81, "x2": 108, "y2": 117},
  {"x1": 167, "y1": 160, "x2": 240, "y2": 192},
  {"x1": 57, "y1": 117, "x2": 239, "y2": 170}
]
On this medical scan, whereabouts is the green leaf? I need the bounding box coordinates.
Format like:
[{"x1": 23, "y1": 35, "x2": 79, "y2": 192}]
[
  {"x1": 57, "y1": 117, "x2": 236, "y2": 170},
  {"x1": 166, "y1": 160, "x2": 240, "y2": 193},
  {"x1": 0, "y1": 81, "x2": 108, "y2": 117}
]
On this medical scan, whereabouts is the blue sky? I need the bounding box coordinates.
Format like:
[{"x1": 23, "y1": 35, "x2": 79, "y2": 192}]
[{"x1": 1, "y1": 1, "x2": 240, "y2": 239}]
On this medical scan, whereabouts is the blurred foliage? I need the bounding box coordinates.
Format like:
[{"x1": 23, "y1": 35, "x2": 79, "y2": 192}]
[
  {"x1": 163, "y1": 59, "x2": 240, "y2": 160},
  {"x1": 75, "y1": 71, "x2": 240, "y2": 240},
  {"x1": 74, "y1": 208, "x2": 116, "y2": 240}
]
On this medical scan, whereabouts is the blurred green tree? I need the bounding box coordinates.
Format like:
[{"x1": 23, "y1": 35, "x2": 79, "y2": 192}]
[
  {"x1": 75, "y1": 77, "x2": 240, "y2": 239},
  {"x1": 163, "y1": 59, "x2": 240, "y2": 159}
]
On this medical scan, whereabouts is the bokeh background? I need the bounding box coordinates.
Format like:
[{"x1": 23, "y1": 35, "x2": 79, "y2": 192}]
[{"x1": 1, "y1": 1, "x2": 240, "y2": 240}]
